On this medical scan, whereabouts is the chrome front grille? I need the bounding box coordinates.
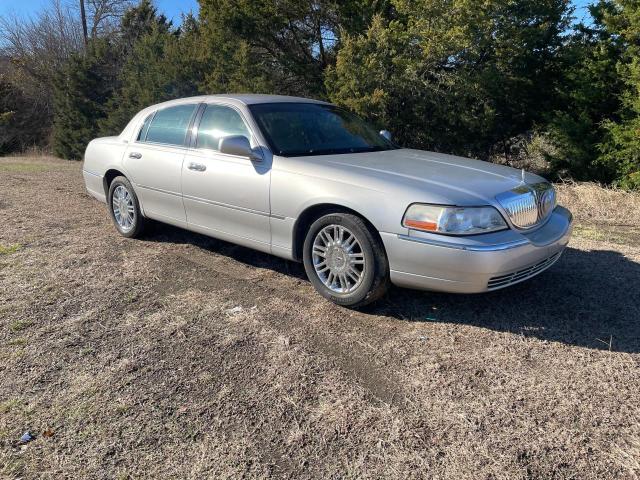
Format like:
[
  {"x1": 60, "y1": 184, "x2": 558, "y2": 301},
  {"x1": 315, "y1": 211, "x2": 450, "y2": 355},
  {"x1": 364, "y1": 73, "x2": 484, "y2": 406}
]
[
  {"x1": 496, "y1": 182, "x2": 556, "y2": 229},
  {"x1": 487, "y1": 252, "x2": 562, "y2": 290}
]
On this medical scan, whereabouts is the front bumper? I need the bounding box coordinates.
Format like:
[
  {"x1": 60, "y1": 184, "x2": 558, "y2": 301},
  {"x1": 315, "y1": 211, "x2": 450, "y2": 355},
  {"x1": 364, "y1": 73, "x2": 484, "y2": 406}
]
[{"x1": 380, "y1": 206, "x2": 573, "y2": 293}]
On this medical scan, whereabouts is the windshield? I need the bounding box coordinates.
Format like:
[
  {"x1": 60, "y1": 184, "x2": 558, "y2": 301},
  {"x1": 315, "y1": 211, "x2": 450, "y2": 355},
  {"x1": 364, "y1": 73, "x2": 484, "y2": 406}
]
[{"x1": 248, "y1": 102, "x2": 398, "y2": 157}]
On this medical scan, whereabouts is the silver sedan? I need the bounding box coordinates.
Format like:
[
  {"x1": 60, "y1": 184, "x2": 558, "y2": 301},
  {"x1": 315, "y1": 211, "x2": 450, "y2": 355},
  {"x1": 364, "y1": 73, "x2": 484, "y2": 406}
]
[{"x1": 82, "y1": 94, "x2": 573, "y2": 307}]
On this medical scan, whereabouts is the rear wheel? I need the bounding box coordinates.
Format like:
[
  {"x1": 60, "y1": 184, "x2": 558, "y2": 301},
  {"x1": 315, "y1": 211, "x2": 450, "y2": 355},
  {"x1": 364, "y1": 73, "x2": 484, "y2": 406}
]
[
  {"x1": 303, "y1": 213, "x2": 389, "y2": 308},
  {"x1": 108, "y1": 176, "x2": 145, "y2": 238}
]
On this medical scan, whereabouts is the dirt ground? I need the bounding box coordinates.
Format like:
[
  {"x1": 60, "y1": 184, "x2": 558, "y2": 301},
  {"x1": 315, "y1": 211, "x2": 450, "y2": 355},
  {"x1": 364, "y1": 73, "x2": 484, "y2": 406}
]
[{"x1": 1, "y1": 156, "x2": 639, "y2": 479}]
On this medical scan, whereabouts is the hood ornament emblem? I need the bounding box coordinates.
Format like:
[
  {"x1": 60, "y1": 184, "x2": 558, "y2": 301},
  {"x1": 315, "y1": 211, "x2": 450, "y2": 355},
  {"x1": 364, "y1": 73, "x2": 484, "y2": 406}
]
[{"x1": 521, "y1": 169, "x2": 526, "y2": 185}]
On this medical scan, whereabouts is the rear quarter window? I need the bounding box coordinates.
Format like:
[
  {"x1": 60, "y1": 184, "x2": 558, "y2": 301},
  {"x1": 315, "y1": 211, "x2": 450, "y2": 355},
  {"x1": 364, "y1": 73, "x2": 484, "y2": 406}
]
[{"x1": 137, "y1": 113, "x2": 154, "y2": 141}]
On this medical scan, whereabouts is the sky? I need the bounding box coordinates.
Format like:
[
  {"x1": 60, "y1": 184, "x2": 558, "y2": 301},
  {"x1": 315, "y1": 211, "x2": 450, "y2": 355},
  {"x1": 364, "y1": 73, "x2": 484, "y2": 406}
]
[
  {"x1": 0, "y1": 0, "x2": 200, "y2": 25},
  {"x1": 0, "y1": 0, "x2": 592, "y2": 25},
  {"x1": 573, "y1": 0, "x2": 594, "y2": 24}
]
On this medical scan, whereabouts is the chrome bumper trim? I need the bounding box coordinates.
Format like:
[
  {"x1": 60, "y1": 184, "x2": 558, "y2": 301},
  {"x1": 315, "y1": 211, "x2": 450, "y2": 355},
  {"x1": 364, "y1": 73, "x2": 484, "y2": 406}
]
[{"x1": 397, "y1": 234, "x2": 530, "y2": 252}]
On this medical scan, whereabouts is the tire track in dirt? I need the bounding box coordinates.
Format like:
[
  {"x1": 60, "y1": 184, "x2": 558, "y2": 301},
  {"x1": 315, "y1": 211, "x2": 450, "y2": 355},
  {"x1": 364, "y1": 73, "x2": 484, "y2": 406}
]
[{"x1": 152, "y1": 249, "x2": 410, "y2": 408}]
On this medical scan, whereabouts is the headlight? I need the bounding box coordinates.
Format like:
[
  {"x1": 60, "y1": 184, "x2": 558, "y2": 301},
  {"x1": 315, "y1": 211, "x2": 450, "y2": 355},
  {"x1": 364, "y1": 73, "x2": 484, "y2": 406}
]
[{"x1": 402, "y1": 204, "x2": 508, "y2": 235}]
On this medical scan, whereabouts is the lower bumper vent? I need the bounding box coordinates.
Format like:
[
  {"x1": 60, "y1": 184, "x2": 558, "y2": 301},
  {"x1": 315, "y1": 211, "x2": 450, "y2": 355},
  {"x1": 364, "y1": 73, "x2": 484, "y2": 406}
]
[{"x1": 487, "y1": 252, "x2": 562, "y2": 290}]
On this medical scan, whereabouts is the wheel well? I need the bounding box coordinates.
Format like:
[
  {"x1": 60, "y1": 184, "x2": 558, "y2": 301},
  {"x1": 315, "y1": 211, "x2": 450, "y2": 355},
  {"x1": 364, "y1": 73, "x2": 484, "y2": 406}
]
[
  {"x1": 103, "y1": 169, "x2": 125, "y2": 197},
  {"x1": 291, "y1": 204, "x2": 384, "y2": 261}
]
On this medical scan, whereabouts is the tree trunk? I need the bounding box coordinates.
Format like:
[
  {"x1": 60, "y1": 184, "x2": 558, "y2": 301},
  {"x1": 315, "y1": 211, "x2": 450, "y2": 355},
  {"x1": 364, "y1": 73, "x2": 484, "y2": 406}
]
[{"x1": 79, "y1": 0, "x2": 88, "y2": 47}]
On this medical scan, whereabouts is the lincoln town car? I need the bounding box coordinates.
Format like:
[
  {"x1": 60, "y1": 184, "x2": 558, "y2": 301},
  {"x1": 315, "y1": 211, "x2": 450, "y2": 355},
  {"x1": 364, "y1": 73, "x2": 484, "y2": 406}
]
[{"x1": 82, "y1": 95, "x2": 573, "y2": 307}]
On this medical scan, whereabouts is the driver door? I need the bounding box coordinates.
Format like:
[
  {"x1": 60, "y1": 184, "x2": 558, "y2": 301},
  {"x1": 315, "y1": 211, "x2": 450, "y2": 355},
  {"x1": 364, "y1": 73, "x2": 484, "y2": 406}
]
[{"x1": 181, "y1": 103, "x2": 272, "y2": 250}]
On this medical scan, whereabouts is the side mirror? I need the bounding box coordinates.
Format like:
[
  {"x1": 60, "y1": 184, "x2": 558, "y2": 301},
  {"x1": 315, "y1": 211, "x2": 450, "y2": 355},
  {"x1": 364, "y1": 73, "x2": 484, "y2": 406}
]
[
  {"x1": 218, "y1": 135, "x2": 260, "y2": 160},
  {"x1": 380, "y1": 130, "x2": 392, "y2": 142}
]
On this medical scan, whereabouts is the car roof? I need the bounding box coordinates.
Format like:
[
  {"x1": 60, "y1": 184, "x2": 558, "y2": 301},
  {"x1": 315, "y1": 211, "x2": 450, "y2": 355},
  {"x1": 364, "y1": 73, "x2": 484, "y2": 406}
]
[
  {"x1": 120, "y1": 94, "x2": 332, "y2": 141},
  {"x1": 148, "y1": 94, "x2": 331, "y2": 109},
  {"x1": 209, "y1": 94, "x2": 331, "y2": 105}
]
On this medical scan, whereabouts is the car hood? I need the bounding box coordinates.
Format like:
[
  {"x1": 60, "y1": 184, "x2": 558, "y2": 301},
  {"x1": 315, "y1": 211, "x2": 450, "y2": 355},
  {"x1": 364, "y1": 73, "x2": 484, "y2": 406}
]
[{"x1": 298, "y1": 148, "x2": 546, "y2": 205}]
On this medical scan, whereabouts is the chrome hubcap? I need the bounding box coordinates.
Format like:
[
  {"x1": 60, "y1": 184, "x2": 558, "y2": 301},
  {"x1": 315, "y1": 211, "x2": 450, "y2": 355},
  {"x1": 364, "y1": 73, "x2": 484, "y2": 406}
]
[
  {"x1": 312, "y1": 225, "x2": 365, "y2": 294},
  {"x1": 112, "y1": 185, "x2": 135, "y2": 232}
]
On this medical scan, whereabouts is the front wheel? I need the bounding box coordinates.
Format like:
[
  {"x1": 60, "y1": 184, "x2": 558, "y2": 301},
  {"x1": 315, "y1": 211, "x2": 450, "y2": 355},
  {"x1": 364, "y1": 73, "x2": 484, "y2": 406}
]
[
  {"x1": 108, "y1": 176, "x2": 145, "y2": 238},
  {"x1": 302, "y1": 213, "x2": 389, "y2": 308}
]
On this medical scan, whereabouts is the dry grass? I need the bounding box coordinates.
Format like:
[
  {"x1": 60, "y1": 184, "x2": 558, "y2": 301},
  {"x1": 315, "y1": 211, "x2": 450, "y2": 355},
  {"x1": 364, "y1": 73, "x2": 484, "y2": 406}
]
[
  {"x1": 556, "y1": 182, "x2": 640, "y2": 246},
  {"x1": 556, "y1": 181, "x2": 640, "y2": 226},
  {"x1": 0, "y1": 156, "x2": 639, "y2": 479}
]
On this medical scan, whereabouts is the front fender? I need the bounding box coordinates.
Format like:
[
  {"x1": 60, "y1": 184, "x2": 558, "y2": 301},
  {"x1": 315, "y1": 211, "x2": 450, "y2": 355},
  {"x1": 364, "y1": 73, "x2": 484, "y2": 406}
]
[{"x1": 271, "y1": 169, "x2": 402, "y2": 232}]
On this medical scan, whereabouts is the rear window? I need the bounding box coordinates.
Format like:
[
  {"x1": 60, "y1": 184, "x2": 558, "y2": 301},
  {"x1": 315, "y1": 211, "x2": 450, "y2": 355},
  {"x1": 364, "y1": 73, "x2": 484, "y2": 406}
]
[{"x1": 144, "y1": 104, "x2": 197, "y2": 146}]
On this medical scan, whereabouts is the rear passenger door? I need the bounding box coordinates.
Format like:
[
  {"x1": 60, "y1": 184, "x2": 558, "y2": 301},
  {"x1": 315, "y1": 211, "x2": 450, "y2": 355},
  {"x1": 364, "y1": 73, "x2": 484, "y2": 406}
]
[
  {"x1": 181, "y1": 103, "x2": 272, "y2": 249},
  {"x1": 123, "y1": 103, "x2": 199, "y2": 223}
]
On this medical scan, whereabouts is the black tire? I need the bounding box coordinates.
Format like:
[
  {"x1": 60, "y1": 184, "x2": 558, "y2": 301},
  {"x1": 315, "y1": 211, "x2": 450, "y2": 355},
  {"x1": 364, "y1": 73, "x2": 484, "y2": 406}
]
[
  {"x1": 107, "y1": 176, "x2": 145, "y2": 238},
  {"x1": 302, "y1": 212, "x2": 389, "y2": 308}
]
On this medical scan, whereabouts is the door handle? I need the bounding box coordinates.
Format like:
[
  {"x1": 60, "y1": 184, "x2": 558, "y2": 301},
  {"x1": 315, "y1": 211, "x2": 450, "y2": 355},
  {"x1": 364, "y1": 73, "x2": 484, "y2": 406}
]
[
  {"x1": 129, "y1": 152, "x2": 142, "y2": 159},
  {"x1": 188, "y1": 162, "x2": 207, "y2": 172}
]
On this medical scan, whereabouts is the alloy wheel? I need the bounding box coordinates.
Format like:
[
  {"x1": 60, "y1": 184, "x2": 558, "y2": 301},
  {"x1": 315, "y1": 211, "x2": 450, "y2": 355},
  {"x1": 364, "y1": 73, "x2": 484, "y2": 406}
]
[
  {"x1": 112, "y1": 185, "x2": 136, "y2": 232},
  {"x1": 312, "y1": 224, "x2": 366, "y2": 294}
]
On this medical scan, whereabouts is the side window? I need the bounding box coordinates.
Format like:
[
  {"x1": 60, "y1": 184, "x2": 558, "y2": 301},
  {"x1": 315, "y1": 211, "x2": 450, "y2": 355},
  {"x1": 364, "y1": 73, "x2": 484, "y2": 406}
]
[
  {"x1": 137, "y1": 113, "x2": 154, "y2": 141},
  {"x1": 145, "y1": 104, "x2": 197, "y2": 146},
  {"x1": 196, "y1": 104, "x2": 251, "y2": 151}
]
